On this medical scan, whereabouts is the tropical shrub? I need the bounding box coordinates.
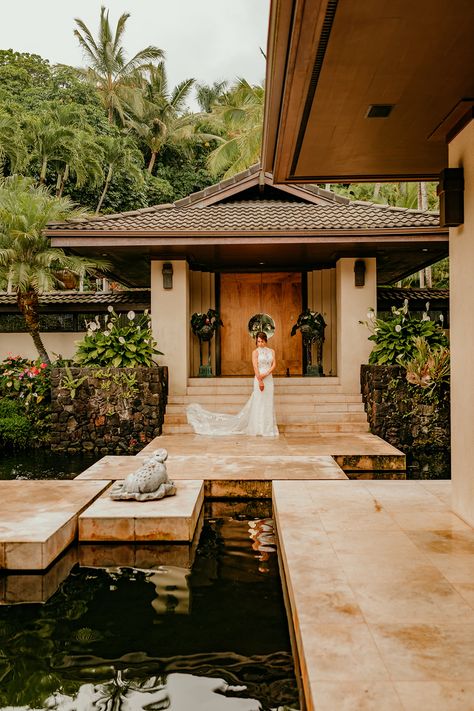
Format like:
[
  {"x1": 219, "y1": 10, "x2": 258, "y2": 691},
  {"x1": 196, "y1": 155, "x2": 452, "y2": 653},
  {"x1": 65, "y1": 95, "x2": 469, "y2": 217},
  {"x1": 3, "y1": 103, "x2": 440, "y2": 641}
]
[
  {"x1": 0, "y1": 398, "x2": 30, "y2": 448},
  {"x1": 0, "y1": 356, "x2": 52, "y2": 447},
  {"x1": 75, "y1": 307, "x2": 162, "y2": 367},
  {"x1": 362, "y1": 301, "x2": 448, "y2": 365},
  {"x1": 0, "y1": 354, "x2": 51, "y2": 406}
]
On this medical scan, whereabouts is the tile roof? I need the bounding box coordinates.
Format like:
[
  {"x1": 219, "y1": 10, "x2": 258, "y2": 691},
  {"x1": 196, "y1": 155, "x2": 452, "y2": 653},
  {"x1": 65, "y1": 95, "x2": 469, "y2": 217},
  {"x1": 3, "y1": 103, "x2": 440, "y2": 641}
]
[
  {"x1": 48, "y1": 199, "x2": 440, "y2": 233},
  {"x1": 377, "y1": 287, "x2": 449, "y2": 304},
  {"x1": 0, "y1": 290, "x2": 150, "y2": 306}
]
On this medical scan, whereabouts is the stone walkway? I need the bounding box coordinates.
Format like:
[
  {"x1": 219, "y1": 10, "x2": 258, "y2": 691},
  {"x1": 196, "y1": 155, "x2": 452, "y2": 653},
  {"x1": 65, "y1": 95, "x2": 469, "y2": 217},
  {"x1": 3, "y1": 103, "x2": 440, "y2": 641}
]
[
  {"x1": 274, "y1": 479, "x2": 474, "y2": 711},
  {"x1": 2, "y1": 433, "x2": 472, "y2": 710}
]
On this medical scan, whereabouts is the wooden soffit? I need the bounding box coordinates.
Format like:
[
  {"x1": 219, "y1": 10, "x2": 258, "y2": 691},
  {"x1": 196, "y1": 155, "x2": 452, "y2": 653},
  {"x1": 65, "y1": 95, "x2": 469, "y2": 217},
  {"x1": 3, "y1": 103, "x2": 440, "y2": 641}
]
[{"x1": 263, "y1": 0, "x2": 474, "y2": 182}]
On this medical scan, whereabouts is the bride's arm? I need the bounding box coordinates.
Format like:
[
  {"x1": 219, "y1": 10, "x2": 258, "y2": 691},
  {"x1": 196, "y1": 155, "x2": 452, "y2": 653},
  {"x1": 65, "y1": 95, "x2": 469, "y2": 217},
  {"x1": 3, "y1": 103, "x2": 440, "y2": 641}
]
[{"x1": 252, "y1": 349, "x2": 265, "y2": 390}]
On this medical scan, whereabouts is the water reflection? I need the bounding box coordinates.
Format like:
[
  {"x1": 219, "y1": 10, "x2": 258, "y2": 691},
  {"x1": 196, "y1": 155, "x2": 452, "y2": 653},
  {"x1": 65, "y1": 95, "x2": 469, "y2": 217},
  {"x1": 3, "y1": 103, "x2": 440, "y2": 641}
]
[{"x1": 0, "y1": 516, "x2": 300, "y2": 710}]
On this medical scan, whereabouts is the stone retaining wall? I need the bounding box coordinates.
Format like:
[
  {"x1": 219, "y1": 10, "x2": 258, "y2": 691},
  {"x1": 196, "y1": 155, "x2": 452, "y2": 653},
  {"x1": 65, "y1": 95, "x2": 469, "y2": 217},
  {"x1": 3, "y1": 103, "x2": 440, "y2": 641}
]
[
  {"x1": 360, "y1": 365, "x2": 450, "y2": 472},
  {"x1": 50, "y1": 366, "x2": 167, "y2": 454}
]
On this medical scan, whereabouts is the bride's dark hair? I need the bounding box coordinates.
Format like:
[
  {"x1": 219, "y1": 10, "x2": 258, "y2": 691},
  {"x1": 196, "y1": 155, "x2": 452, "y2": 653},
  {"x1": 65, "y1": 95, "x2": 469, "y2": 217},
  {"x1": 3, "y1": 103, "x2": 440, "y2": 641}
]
[{"x1": 255, "y1": 331, "x2": 268, "y2": 342}]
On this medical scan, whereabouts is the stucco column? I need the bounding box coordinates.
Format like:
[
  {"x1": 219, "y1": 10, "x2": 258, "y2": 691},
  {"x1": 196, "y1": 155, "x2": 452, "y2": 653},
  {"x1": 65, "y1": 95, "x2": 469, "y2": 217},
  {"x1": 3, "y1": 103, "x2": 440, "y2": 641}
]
[
  {"x1": 150, "y1": 260, "x2": 189, "y2": 396},
  {"x1": 336, "y1": 257, "x2": 377, "y2": 392},
  {"x1": 449, "y1": 119, "x2": 474, "y2": 526}
]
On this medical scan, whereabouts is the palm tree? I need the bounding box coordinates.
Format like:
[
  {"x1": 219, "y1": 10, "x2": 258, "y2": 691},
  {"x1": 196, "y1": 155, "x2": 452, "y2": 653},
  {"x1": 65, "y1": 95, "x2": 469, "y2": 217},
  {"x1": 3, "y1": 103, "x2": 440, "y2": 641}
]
[
  {"x1": 206, "y1": 78, "x2": 264, "y2": 178},
  {"x1": 196, "y1": 80, "x2": 228, "y2": 113},
  {"x1": 0, "y1": 112, "x2": 27, "y2": 175},
  {"x1": 74, "y1": 6, "x2": 164, "y2": 124},
  {"x1": 131, "y1": 63, "x2": 218, "y2": 173},
  {"x1": 95, "y1": 135, "x2": 143, "y2": 213},
  {"x1": 24, "y1": 114, "x2": 76, "y2": 185},
  {"x1": 0, "y1": 176, "x2": 109, "y2": 362},
  {"x1": 56, "y1": 128, "x2": 104, "y2": 198}
]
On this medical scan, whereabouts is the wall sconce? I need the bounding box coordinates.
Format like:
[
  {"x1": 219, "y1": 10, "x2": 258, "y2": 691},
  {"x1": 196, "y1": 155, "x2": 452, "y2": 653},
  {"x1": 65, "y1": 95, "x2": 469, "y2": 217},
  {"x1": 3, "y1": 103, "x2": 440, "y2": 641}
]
[
  {"x1": 162, "y1": 262, "x2": 173, "y2": 289},
  {"x1": 437, "y1": 168, "x2": 464, "y2": 227},
  {"x1": 354, "y1": 259, "x2": 366, "y2": 287}
]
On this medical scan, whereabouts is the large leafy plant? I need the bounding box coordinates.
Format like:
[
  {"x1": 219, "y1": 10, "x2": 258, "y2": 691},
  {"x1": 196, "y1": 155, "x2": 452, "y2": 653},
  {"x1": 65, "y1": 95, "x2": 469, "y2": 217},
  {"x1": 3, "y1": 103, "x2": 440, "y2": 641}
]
[
  {"x1": 362, "y1": 301, "x2": 448, "y2": 365},
  {"x1": 75, "y1": 307, "x2": 162, "y2": 367}
]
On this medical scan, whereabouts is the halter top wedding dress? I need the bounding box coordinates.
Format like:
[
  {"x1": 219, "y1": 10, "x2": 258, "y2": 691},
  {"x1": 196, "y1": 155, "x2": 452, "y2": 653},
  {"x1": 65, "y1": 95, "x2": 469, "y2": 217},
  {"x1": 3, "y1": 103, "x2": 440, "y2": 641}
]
[{"x1": 186, "y1": 347, "x2": 279, "y2": 437}]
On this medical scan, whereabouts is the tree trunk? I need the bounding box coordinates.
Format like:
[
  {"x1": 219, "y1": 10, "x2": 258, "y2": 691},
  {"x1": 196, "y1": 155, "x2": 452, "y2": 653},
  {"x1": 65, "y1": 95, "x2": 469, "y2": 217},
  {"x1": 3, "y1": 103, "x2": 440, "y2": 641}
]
[
  {"x1": 96, "y1": 165, "x2": 113, "y2": 214},
  {"x1": 39, "y1": 156, "x2": 48, "y2": 185},
  {"x1": 57, "y1": 164, "x2": 69, "y2": 197},
  {"x1": 148, "y1": 151, "x2": 157, "y2": 173},
  {"x1": 417, "y1": 182, "x2": 428, "y2": 211},
  {"x1": 425, "y1": 266, "x2": 432, "y2": 288},
  {"x1": 373, "y1": 183, "x2": 381, "y2": 199},
  {"x1": 17, "y1": 290, "x2": 51, "y2": 364}
]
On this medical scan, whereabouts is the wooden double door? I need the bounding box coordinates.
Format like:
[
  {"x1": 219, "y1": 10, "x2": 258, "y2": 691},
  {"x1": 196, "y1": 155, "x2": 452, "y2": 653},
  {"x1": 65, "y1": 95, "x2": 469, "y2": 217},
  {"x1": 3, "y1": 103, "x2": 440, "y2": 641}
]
[{"x1": 219, "y1": 272, "x2": 303, "y2": 376}]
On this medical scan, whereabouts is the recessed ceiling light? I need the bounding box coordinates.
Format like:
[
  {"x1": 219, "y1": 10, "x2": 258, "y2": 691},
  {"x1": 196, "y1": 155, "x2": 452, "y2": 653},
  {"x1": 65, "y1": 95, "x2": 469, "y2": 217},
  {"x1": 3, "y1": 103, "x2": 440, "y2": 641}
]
[
  {"x1": 366, "y1": 104, "x2": 394, "y2": 118},
  {"x1": 259, "y1": 261, "x2": 265, "y2": 265}
]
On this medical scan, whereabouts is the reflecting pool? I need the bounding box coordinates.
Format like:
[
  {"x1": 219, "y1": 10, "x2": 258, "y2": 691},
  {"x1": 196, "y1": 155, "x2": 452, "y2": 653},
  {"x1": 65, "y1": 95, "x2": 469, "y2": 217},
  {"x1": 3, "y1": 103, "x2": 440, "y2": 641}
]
[
  {"x1": 0, "y1": 450, "x2": 99, "y2": 480},
  {"x1": 0, "y1": 507, "x2": 301, "y2": 711}
]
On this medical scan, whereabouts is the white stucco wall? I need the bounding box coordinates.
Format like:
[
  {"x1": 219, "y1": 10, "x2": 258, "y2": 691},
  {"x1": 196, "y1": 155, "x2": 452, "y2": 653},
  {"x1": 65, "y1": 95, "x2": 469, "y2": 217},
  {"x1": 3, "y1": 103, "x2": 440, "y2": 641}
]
[
  {"x1": 336, "y1": 257, "x2": 377, "y2": 392},
  {"x1": 150, "y1": 260, "x2": 190, "y2": 395},
  {"x1": 0, "y1": 332, "x2": 83, "y2": 360},
  {"x1": 449, "y1": 119, "x2": 474, "y2": 526}
]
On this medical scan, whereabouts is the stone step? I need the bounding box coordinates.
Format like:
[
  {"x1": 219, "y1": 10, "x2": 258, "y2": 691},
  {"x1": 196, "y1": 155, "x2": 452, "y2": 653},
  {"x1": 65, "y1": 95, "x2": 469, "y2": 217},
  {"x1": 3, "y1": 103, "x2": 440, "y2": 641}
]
[
  {"x1": 164, "y1": 411, "x2": 368, "y2": 425},
  {"x1": 279, "y1": 422, "x2": 369, "y2": 433},
  {"x1": 185, "y1": 385, "x2": 346, "y2": 396},
  {"x1": 169, "y1": 393, "x2": 363, "y2": 404},
  {"x1": 187, "y1": 377, "x2": 341, "y2": 387},
  {"x1": 162, "y1": 422, "x2": 369, "y2": 435},
  {"x1": 165, "y1": 402, "x2": 365, "y2": 415}
]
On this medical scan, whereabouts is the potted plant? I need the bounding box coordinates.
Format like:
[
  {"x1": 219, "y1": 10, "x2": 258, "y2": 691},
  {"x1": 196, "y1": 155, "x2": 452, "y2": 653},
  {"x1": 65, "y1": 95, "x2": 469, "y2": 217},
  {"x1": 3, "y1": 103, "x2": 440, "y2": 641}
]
[
  {"x1": 291, "y1": 309, "x2": 326, "y2": 376},
  {"x1": 190, "y1": 309, "x2": 223, "y2": 376}
]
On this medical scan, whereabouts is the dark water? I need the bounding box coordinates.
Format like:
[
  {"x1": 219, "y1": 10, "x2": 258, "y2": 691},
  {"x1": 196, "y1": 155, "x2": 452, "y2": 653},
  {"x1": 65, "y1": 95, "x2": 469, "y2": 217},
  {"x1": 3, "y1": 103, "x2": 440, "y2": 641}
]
[
  {"x1": 406, "y1": 449, "x2": 450, "y2": 479},
  {"x1": 347, "y1": 448, "x2": 450, "y2": 481},
  {"x1": 0, "y1": 509, "x2": 301, "y2": 711},
  {"x1": 0, "y1": 450, "x2": 100, "y2": 480}
]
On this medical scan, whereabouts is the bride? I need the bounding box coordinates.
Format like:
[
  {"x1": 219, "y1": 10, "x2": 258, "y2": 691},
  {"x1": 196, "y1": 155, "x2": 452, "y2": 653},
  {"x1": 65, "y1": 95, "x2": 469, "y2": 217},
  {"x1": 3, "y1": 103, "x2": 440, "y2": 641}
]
[{"x1": 186, "y1": 331, "x2": 279, "y2": 437}]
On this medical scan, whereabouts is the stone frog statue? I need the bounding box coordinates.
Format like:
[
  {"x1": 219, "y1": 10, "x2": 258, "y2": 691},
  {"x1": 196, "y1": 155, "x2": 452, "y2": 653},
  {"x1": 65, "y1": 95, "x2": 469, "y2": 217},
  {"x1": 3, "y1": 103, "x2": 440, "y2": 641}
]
[{"x1": 109, "y1": 449, "x2": 176, "y2": 501}]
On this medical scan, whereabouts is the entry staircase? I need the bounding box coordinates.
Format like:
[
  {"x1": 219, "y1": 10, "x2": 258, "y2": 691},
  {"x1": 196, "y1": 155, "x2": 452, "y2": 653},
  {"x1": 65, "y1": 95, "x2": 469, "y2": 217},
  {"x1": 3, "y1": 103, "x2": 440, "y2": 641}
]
[{"x1": 162, "y1": 377, "x2": 369, "y2": 434}]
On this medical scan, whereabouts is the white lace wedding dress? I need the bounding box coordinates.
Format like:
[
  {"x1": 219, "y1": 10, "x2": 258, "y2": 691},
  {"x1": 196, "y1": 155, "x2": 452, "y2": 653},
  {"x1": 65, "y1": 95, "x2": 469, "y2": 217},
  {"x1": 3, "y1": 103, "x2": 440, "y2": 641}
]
[{"x1": 186, "y1": 347, "x2": 279, "y2": 437}]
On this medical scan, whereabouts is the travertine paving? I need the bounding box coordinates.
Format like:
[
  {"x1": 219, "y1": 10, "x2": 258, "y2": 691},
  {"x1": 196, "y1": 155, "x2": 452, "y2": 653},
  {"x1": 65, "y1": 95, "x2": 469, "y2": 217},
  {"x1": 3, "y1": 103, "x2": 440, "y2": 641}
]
[
  {"x1": 75, "y1": 432, "x2": 402, "y2": 488},
  {"x1": 0, "y1": 480, "x2": 109, "y2": 570},
  {"x1": 78, "y1": 479, "x2": 204, "y2": 542},
  {"x1": 141, "y1": 432, "x2": 403, "y2": 465},
  {"x1": 273, "y1": 479, "x2": 474, "y2": 711},
  {"x1": 77, "y1": 452, "x2": 348, "y2": 481}
]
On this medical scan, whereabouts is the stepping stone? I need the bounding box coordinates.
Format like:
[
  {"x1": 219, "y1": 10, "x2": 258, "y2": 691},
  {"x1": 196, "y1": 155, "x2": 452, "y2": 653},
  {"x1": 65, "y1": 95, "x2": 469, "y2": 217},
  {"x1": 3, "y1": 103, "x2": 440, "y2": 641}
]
[
  {"x1": 78, "y1": 480, "x2": 204, "y2": 543},
  {"x1": 76, "y1": 453, "x2": 348, "y2": 481},
  {"x1": 75, "y1": 455, "x2": 148, "y2": 481},
  {"x1": 0, "y1": 480, "x2": 109, "y2": 570},
  {"x1": 79, "y1": 513, "x2": 203, "y2": 569}
]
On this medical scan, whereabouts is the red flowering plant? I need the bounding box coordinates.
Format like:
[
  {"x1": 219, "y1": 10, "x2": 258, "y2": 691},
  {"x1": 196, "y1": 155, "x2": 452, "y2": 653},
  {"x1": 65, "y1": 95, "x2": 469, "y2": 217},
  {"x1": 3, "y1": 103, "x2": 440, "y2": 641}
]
[{"x1": 0, "y1": 354, "x2": 51, "y2": 408}]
